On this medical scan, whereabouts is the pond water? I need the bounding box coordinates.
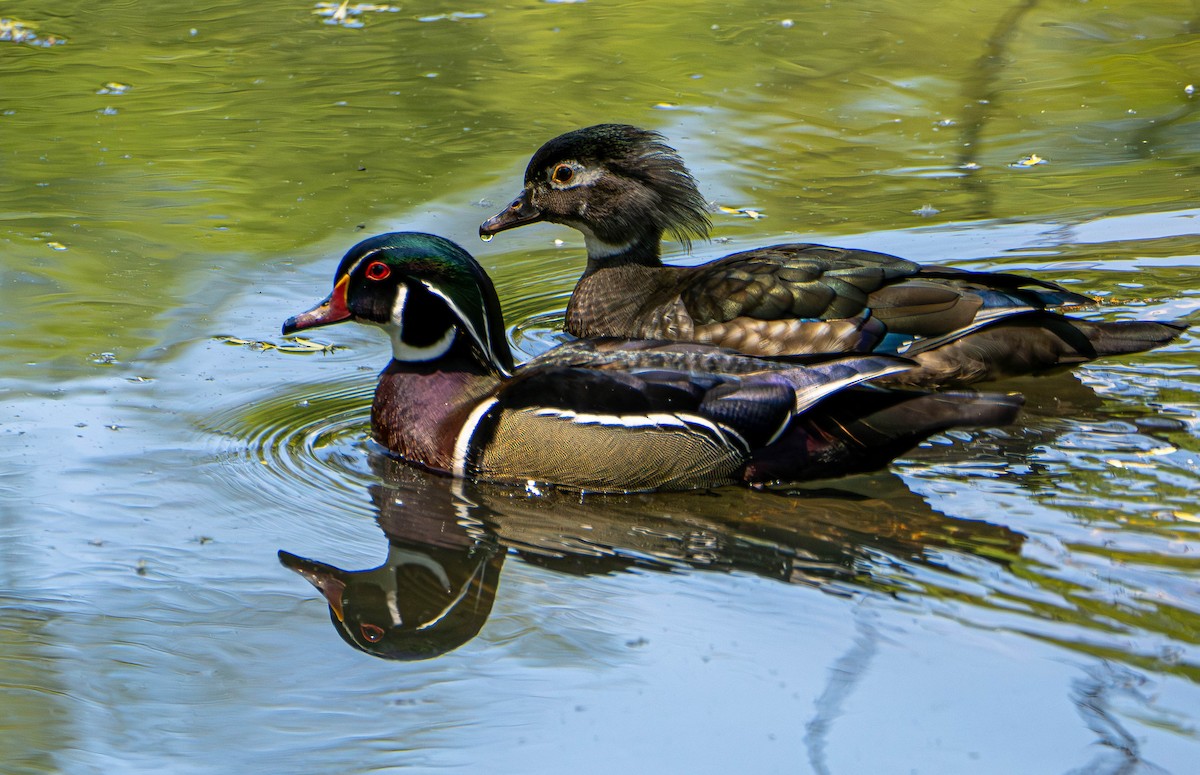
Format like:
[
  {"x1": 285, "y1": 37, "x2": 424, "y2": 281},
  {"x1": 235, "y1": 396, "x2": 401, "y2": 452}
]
[{"x1": 2, "y1": 1, "x2": 1199, "y2": 773}]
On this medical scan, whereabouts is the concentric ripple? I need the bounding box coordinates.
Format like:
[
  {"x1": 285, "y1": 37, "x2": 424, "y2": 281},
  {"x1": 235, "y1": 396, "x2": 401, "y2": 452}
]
[
  {"x1": 198, "y1": 376, "x2": 379, "y2": 521},
  {"x1": 507, "y1": 310, "x2": 572, "y2": 362}
]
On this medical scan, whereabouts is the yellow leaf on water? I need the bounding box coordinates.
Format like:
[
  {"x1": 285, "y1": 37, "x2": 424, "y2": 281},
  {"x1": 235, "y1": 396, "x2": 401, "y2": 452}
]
[
  {"x1": 1012, "y1": 154, "x2": 1047, "y2": 167},
  {"x1": 717, "y1": 205, "x2": 766, "y2": 219}
]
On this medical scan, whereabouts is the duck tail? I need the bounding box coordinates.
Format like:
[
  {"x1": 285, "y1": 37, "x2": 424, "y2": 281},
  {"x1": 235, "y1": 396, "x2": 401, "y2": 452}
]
[
  {"x1": 1074, "y1": 319, "x2": 1187, "y2": 357},
  {"x1": 886, "y1": 314, "x2": 1186, "y2": 387},
  {"x1": 743, "y1": 388, "x2": 1023, "y2": 484}
]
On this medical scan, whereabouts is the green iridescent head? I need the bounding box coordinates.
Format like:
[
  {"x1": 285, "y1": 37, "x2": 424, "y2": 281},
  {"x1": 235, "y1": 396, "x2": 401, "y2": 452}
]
[{"x1": 284, "y1": 232, "x2": 515, "y2": 374}]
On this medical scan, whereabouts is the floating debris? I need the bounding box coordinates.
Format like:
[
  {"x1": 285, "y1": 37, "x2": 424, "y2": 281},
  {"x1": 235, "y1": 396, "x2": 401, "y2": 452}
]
[
  {"x1": 217, "y1": 335, "x2": 344, "y2": 355},
  {"x1": 652, "y1": 102, "x2": 680, "y2": 111},
  {"x1": 313, "y1": 2, "x2": 400, "y2": 28},
  {"x1": 912, "y1": 203, "x2": 940, "y2": 218},
  {"x1": 90, "y1": 352, "x2": 119, "y2": 365},
  {"x1": 1011, "y1": 153, "x2": 1047, "y2": 168},
  {"x1": 1106, "y1": 458, "x2": 1156, "y2": 470},
  {"x1": 0, "y1": 17, "x2": 67, "y2": 47},
  {"x1": 418, "y1": 11, "x2": 487, "y2": 22},
  {"x1": 718, "y1": 205, "x2": 765, "y2": 219},
  {"x1": 1186, "y1": 84, "x2": 1195, "y2": 97},
  {"x1": 46, "y1": 241, "x2": 67, "y2": 251},
  {"x1": 959, "y1": 161, "x2": 982, "y2": 171},
  {"x1": 96, "y1": 82, "x2": 130, "y2": 95}
]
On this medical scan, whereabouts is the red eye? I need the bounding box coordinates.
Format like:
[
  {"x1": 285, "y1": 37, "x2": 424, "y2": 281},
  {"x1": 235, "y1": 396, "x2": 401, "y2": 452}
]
[
  {"x1": 360, "y1": 623, "x2": 385, "y2": 642},
  {"x1": 365, "y1": 261, "x2": 391, "y2": 281}
]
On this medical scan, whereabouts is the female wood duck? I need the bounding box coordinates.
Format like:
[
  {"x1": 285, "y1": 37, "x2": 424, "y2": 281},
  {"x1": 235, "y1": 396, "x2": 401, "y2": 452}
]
[
  {"x1": 282, "y1": 232, "x2": 1023, "y2": 493},
  {"x1": 479, "y1": 124, "x2": 1185, "y2": 387}
]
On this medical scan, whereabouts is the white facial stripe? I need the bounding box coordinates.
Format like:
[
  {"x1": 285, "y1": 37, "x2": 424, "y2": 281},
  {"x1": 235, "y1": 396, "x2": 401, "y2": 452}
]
[
  {"x1": 390, "y1": 548, "x2": 454, "y2": 591},
  {"x1": 388, "y1": 284, "x2": 456, "y2": 362},
  {"x1": 425, "y1": 283, "x2": 511, "y2": 377},
  {"x1": 345, "y1": 247, "x2": 383, "y2": 281},
  {"x1": 416, "y1": 557, "x2": 491, "y2": 632},
  {"x1": 453, "y1": 397, "x2": 499, "y2": 478}
]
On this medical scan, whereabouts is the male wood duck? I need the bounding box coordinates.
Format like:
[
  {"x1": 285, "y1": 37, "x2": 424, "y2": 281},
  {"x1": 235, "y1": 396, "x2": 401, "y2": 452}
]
[
  {"x1": 479, "y1": 124, "x2": 1185, "y2": 387},
  {"x1": 282, "y1": 232, "x2": 1023, "y2": 493}
]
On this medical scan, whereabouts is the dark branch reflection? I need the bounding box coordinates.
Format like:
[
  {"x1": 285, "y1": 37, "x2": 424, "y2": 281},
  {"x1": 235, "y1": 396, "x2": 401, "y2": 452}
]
[
  {"x1": 280, "y1": 453, "x2": 1026, "y2": 661},
  {"x1": 956, "y1": 0, "x2": 1040, "y2": 216}
]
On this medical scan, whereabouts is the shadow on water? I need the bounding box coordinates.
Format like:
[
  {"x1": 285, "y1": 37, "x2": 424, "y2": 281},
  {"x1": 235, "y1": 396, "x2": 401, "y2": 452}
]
[{"x1": 279, "y1": 450, "x2": 1026, "y2": 661}]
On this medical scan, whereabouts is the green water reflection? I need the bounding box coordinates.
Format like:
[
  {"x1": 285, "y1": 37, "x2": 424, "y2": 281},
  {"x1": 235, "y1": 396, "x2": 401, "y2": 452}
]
[
  {"x1": 2, "y1": 0, "x2": 1199, "y2": 772},
  {"x1": 4, "y1": 0, "x2": 1197, "y2": 376}
]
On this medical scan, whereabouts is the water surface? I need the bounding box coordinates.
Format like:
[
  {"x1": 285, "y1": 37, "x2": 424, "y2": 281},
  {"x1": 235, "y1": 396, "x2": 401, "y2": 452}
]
[{"x1": 2, "y1": 1, "x2": 1199, "y2": 773}]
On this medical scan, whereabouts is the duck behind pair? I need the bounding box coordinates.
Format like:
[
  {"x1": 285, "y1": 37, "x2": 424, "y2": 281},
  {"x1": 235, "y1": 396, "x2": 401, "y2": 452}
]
[{"x1": 479, "y1": 124, "x2": 1185, "y2": 388}]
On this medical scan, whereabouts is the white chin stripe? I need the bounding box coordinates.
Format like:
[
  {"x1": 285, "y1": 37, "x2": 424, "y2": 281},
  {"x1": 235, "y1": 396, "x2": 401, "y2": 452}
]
[
  {"x1": 389, "y1": 284, "x2": 456, "y2": 362},
  {"x1": 390, "y1": 325, "x2": 455, "y2": 362}
]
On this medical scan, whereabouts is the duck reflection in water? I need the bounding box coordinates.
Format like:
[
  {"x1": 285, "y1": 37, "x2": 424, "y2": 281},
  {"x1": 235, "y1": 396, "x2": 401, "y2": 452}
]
[
  {"x1": 280, "y1": 468, "x2": 504, "y2": 661},
  {"x1": 280, "y1": 453, "x2": 1026, "y2": 661}
]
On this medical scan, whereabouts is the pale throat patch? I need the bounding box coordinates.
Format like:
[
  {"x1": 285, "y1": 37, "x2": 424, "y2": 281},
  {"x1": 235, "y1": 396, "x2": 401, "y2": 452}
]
[
  {"x1": 577, "y1": 223, "x2": 637, "y2": 259},
  {"x1": 387, "y1": 284, "x2": 456, "y2": 362}
]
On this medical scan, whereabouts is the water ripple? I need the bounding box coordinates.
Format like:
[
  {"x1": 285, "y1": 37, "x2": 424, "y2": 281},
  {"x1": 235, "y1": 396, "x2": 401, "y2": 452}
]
[
  {"x1": 506, "y1": 311, "x2": 571, "y2": 363},
  {"x1": 197, "y1": 377, "x2": 377, "y2": 521}
]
